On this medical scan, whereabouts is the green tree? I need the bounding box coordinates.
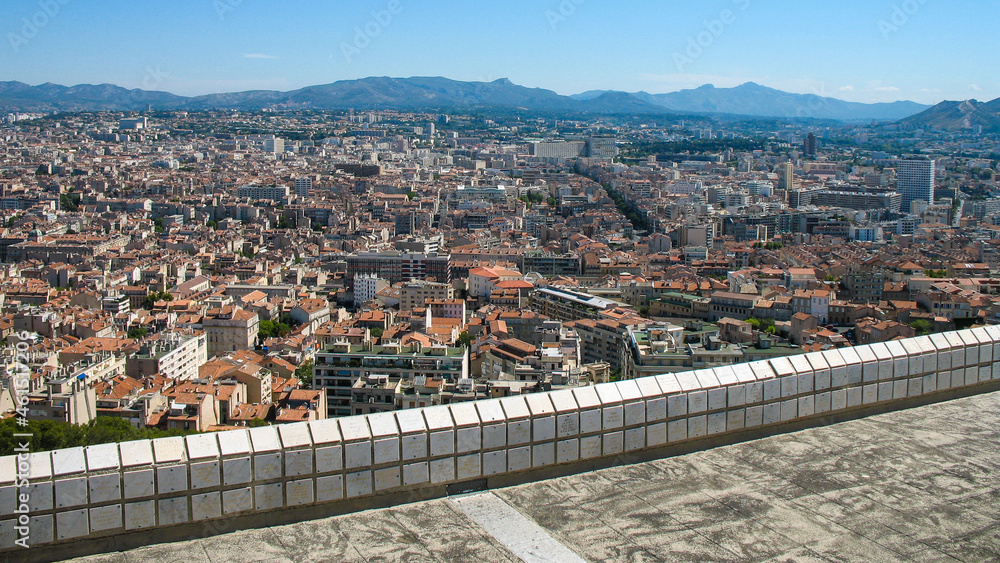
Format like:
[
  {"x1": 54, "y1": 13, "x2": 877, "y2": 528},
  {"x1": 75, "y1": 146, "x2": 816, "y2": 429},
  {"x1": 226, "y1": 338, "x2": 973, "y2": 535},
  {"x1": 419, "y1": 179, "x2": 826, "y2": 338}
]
[
  {"x1": 457, "y1": 331, "x2": 473, "y2": 348},
  {"x1": 369, "y1": 327, "x2": 384, "y2": 338},
  {"x1": 127, "y1": 326, "x2": 148, "y2": 340},
  {"x1": 295, "y1": 359, "x2": 314, "y2": 388},
  {"x1": 910, "y1": 319, "x2": 934, "y2": 336},
  {"x1": 141, "y1": 291, "x2": 173, "y2": 310},
  {"x1": 248, "y1": 418, "x2": 270, "y2": 428}
]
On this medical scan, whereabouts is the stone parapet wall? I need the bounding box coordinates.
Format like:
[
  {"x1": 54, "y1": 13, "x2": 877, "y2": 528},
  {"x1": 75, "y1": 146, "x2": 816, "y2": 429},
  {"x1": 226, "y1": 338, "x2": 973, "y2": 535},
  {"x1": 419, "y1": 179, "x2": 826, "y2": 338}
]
[{"x1": 3, "y1": 327, "x2": 999, "y2": 556}]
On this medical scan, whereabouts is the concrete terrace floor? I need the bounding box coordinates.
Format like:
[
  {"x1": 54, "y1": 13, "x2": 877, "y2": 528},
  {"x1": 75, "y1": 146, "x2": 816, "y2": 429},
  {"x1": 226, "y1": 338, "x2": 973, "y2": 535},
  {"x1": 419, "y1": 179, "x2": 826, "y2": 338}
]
[{"x1": 66, "y1": 391, "x2": 1000, "y2": 563}]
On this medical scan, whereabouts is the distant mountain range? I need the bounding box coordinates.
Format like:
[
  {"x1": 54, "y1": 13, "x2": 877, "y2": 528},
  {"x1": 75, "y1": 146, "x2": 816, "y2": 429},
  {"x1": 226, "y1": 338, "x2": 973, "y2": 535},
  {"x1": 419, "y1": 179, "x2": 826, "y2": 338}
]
[
  {"x1": 0, "y1": 77, "x2": 937, "y2": 121},
  {"x1": 902, "y1": 98, "x2": 1000, "y2": 133}
]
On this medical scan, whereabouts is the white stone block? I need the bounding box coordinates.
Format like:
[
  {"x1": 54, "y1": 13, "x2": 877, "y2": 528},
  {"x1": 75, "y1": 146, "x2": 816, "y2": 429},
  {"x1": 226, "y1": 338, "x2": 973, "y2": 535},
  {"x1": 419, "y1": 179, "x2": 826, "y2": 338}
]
[
  {"x1": 119, "y1": 440, "x2": 153, "y2": 468},
  {"x1": 707, "y1": 388, "x2": 727, "y2": 411},
  {"x1": 157, "y1": 466, "x2": 188, "y2": 495},
  {"x1": 798, "y1": 396, "x2": 815, "y2": 418},
  {"x1": 508, "y1": 447, "x2": 531, "y2": 472},
  {"x1": 877, "y1": 382, "x2": 894, "y2": 402},
  {"x1": 374, "y1": 467, "x2": 401, "y2": 491},
  {"x1": 532, "y1": 443, "x2": 555, "y2": 467},
  {"x1": 714, "y1": 366, "x2": 739, "y2": 386},
  {"x1": 726, "y1": 409, "x2": 745, "y2": 431},
  {"x1": 191, "y1": 492, "x2": 222, "y2": 521},
  {"x1": 367, "y1": 412, "x2": 399, "y2": 439},
  {"x1": 655, "y1": 373, "x2": 683, "y2": 394},
  {"x1": 688, "y1": 391, "x2": 707, "y2": 414},
  {"x1": 797, "y1": 373, "x2": 814, "y2": 394},
  {"x1": 922, "y1": 373, "x2": 937, "y2": 395},
  {"x1": 814, "y1": 369, "x2": 831, "y2": 391},
  {"x1": 862, "y1": 384, "x2": 879, "y2": 405},
  {"x1": 254, "y1": 452, "x2": 283, "y2": 480},
  {"x1": 423, "y1": 405, "x2": 456, "y2": 432},
  {"x1": 951, "y1": 369, "x2": 965, "y2": 388},
  {"x1": 26, "y1": 482, "x2": 52, "y2": 513},
  {"x1": 456, "y1": 427, "x2": 482, "y2": 454},
  {"x1": 815, "y1": 392, "x2": 831, "y2": 414},
  {"x1": 345, "y1": 471, "x2": 373, "y2": 498},
  {"x1": 579, "y1": 436, "x2": 602, "y2": 459},
  {"x1": 572, "y1": 386, "x2": 602, "y2": 411},
  {"x1": 285, "y1": 450, "x2": 313, "y2": 477},
  {"x1": 667, "y1": 394, "x2": 688, "y2": 418},
  {"x1": 579, "y1": 409, "x2": 602, "y2": 434},
  {"x1": 338, "y1": 417, "x2": 373, "y2": 443},
  {"x1": 636, "y1": 376, "x2": 665, "y2": 399},
  {"x1": 624, "y1": 427, "x2": 645, "y2": 451},
  {"x1": 602, "y1": 405, "x2": 624, "y2": 429},
  {"x1": 396, "y1": 409, "x2": 428, "y2": 435},
  {"x1": 57, "y1": 509, "x2": 89, "y2": 540},
  {"x1": 89, "y1": 504, "x2": 123, "y2": 532},
  {"x1": 158, "y1": 496, "x2": 190, "y2": 526},
  {"x1": 152, "y1": 438, "x2": 187, "y2": 465},
  {"x1": 123, "y1": 469, "x2": 154, "y2": 499},
  {"x1": 429, "y1": 459, "x2": 455, "y2": 485},
  {"x1": 780, "y1": 400, "x2": 798, "y2": 422},
  {"x1": 732, "y1": 364, "x2": 757, "y2": 383},
  {"x1": 482, "y1": 424, "x2": 506, "y2": 450},
  {"x1": 28, "y1": 514, "x2": 54, "y2": 545},
  {"x1": 475, "y1": 400, "x2": 506, "y2": 425},
  {"x1": 533, "y1": 417, "x2": 556, "y2": 442},
  {"x1": 831, "y1": 389, "x2": 847, "y2": 411},
  {"x1": 557, "y1": 439, "x2": 580, "y2": 463},
  {"x1": 89, "y1": 474, "x2": 121, "y2": 504},
  {"x1": 255, "y1": 483, "x2": 284, "y2": 510},
  {"x1": 668, "y1": 419, "x2": 688, "y2": 442},
  {"x1": 249, "y1": 426, "x2": 283, "y2": 454},
  {"x1": 648, "y1": 422, "x2": 667, "y2": 447},
  {"x1": 222, "y1": 488, "x2": 253, "y2": 515},
  {"x1": 603, "y1": 432, "x2": 624, "y2": 456},
  {"x1": 675, "y1": 371, "x2": 702, "y2": 392},
  {"x1": 892, "y1": 380, "x2": 908, "y2": 400},
  {"x1": 85, "y1": 443, "x2": 120, "y2": 472},
  {"x1": 745, "y1": 406, "x2": 764, "y2": 427},
  {"x1": 483, "y1": 451, "x2": 506, "y2": 476},
  {"x1": 429, "y1": 431, "x2": 455, "y2": 457},
  {"x1": 750, "y1": 360, "x2": 776, "y2": 381},
  {"x1": 316, "y1": 475, "x2": 344, "y2": 502},
  {"x1": 981, "y1": 366, "x2": 992, "y2": 383},
  {"x1": 908, "y1": 378, "x2": 923, "y2": 398},
  {"x1": 508, "y1": 420, "x2": 531, "y2": 446},
  {"x1": 457, "y1": 454, "x2": 481, "y2": 479},
  {"x1": 763, "y1": 379, "x2": 781, "y2": 402},
  {"x1": 966, "y1": 367, "x2": 979, "y2": 386},
  {"x1": 525, "y1": 393, "x2": 556, "y2": 417},
  {"x1": 51, "y1": 447, "x2": 86, "y2": 476},
  {"x1": 217, "y1": 430, "x2": 252, "y2": 456},
  {"x1": 746, "y1": 382, "x2": 763, "y2": 404},
  {"x1": 403, "y1": 463, "x2": 429, "y2": 486},
  {"x1": 693, "y1": 369, "x2": 720, "y2": 389},
  {"x1": 373, "y1": 437, "x2": 400, "y2": 465},
  {"x1": 277, "y1": 424, "x2": 313, "y2": 450},
  {"x1": 646, "y1": 397, "x2": 667, "y2": 422},
  {"x1": 688, "y1": 416, "x2": 707, "y2": 438},
  {"x1": 728, "y1": 385, "x2": 746, "y2": 408},
  {"x1": 556, "y1": 412, "x2": 580, "y2": 437},
  {"x1": 549, "y1": 389, "x2": 580, "y2": 413},
  {"x1": 190, "y1": 461, "x2": 220, "y2": 490},
  {"x1": 781, "y1": 376, "x2": 798, "y2": 398},
  {"x1": 938, "y1": 371, "x2": 953, "y2": 390},
  {"x1": 344, "y1": 443, "x2": 372, "y2": 470},
  {"x1": 223, "y1": 457, "x2": 252, "y2": 486},
  {"x1": 624, "y1": 402, "x2": 646, "y2": 426},
  {"x1": 499, "y1": 395, "x2": 532, "y2": 420},
  {"x1": 770, "y1": 357, "x2": 796, "y2": 378},
  {"x1": 185, "y1": 433, "x2": 220, "y2": 460},
  {"x1": 846, "y1": 387, "x2": 863, "y2": 408},
  {"x1": 401, "y1": 434, "x2": 427, "y2": 461},
  {"x1": 308, "y1": 418, "x2": 342, "y2": 446},
  {"x1": 763, "y1": 403, "x2": 780, "y2": 425},
  {"x1": 124, "y1": 501, "x2": 156, "y2": 530},
  {"x1": 707, "y1": 412, "x2": 726, "y2": 435}
]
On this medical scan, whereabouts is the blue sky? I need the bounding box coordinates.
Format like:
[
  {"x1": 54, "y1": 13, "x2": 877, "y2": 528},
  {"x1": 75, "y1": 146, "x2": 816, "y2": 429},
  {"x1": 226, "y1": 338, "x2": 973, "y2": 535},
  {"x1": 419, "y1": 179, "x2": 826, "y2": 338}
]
[{"x1": 2, "y1": 0, "x2": 996, "y2": 105}]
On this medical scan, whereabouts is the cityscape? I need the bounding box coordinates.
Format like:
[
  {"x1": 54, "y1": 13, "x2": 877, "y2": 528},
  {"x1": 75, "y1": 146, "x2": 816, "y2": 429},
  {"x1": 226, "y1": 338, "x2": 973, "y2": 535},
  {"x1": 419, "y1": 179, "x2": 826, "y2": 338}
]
[{"x1": 2, "y1": 1, "x2": 1000, "y2": 561}]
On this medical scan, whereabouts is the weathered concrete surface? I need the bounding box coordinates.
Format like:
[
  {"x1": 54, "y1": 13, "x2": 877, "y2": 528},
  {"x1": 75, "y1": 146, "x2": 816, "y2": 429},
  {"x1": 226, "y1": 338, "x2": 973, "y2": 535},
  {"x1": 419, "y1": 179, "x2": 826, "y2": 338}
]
[{"x1": 64, "y1": 390, "x2": 1000, "y2": 562}]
